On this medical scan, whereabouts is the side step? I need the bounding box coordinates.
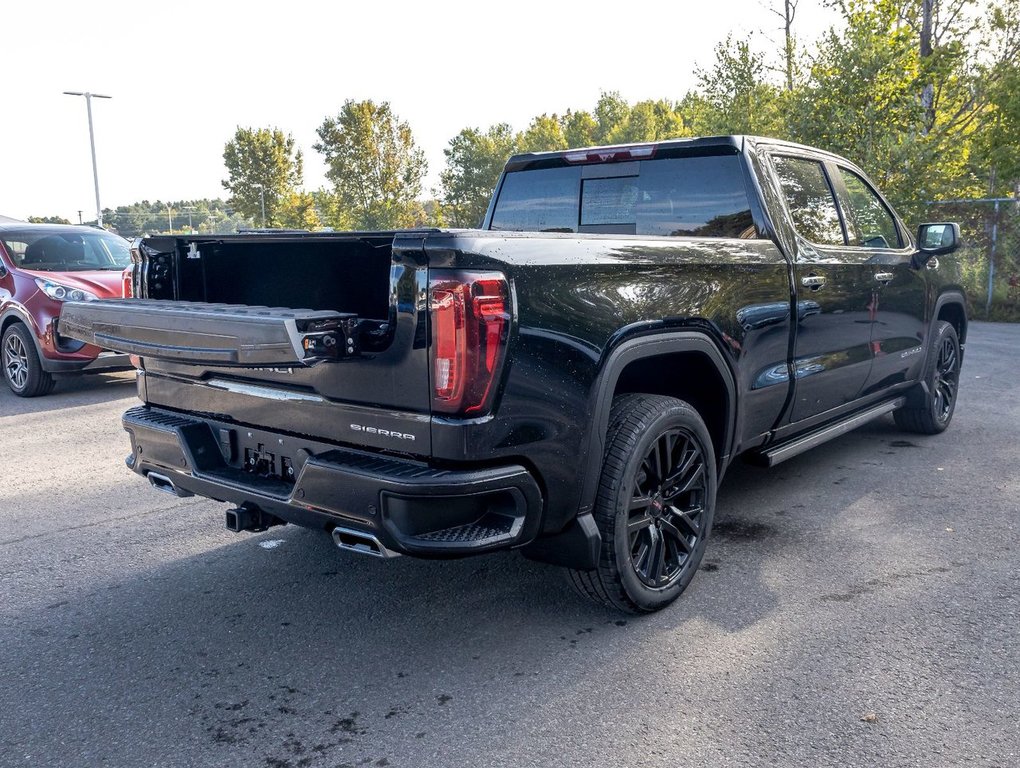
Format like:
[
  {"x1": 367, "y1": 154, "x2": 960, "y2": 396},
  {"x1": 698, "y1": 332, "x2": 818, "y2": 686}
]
[{"x1": 752, "y1": 397, "x2": 905, "y2": 467}]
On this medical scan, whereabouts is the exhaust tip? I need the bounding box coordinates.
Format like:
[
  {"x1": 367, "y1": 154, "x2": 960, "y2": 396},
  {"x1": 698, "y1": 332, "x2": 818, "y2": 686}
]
[
  {"x1": 147, "y1": 472, "x2": 193, "y2": 498},
  {"x1": 331, "y1": 527, "x2": 399, "y2": 558}
]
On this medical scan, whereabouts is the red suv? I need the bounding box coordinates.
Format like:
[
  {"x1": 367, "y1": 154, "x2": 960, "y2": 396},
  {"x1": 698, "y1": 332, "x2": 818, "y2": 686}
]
[{"x1": 0, "y1": 222, "x2": 133, "y2": 396}]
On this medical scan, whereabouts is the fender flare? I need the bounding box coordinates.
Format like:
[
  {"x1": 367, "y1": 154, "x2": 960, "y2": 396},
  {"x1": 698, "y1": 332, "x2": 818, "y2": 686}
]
[
  {"x1": 576, "y1": 331, "x2": 737, "y2": 515},
  {"x1": 0, "y1": 306, "x2": 45, "y2": 360},
  {"x1": 930, "y1": 290, "x2": 968, "y2": 365}
]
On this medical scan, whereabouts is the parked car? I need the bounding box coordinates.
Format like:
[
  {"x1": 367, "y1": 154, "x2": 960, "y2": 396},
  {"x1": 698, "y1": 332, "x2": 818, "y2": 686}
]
[
  {"x1": 0, "y1": 223, "x2": 133, "y2": 396},
  {"x1": 60, "y1": 136, "x2": 966, "y2": 613}
]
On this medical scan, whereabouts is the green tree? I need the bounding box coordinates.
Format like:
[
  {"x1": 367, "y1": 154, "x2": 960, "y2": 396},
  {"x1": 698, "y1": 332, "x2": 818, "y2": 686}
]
[
  {"x1": 690, "y1": 35, "x2": 785, "y2": 136},
  {"x1": 27, "y1": 215, "x2": 71, "y2": 225},
  {"x1": 519, "y1": 114, "x2": 568, "y2": 153},
  {"x1": 277, "y1": 191, "x2": 321, "y2": 230},
  {"x1": 222, "y1": 127, "x2": 304, "y2": 227},
  {"x1": 314, "y1": 100, "x2": 427, "y2": 230},
  {"x1": 562, "y1": 110, "x2": 599, "y2": 147},
  {"x1": 439, "y1": 124, "x2": 519, "y2": 228},
  {"x1": 785, "y1": 0, "x2": 986, "y2": 220}
]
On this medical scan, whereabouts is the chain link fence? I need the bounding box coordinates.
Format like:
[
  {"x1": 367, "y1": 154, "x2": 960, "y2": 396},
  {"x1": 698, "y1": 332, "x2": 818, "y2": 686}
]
[{"x1": 926, "y1": 197, "x2": 1020, "y2": 321}]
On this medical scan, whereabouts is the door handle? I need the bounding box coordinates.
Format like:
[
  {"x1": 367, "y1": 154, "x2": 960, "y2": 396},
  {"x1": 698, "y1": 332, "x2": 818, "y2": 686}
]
[
  {"x1": 801, "y1": 275, "x2": 826, "y2": 290},
  {"x1": 874, "y1": 272, "x2": 894, "y2": 283}
]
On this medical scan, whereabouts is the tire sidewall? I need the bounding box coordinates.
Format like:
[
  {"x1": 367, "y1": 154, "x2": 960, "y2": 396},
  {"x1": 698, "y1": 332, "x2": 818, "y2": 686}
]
[{"x1": 610, "y1": 403, "x2": 717, "y2": 611}]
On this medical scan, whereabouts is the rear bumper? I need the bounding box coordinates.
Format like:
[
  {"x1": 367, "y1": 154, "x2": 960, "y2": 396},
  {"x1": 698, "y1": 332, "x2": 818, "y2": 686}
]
[{"x1": 122, "y1": 406, "x2": 544, "y2": 557}]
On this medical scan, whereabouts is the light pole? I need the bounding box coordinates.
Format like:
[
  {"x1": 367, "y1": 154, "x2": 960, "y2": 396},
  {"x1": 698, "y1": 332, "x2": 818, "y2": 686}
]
[
  {"x1": 259, "y1": 187, "x2": 266, "y2": 228},
  {"x1": 63, "y1": 91, "x2": 112, "y2": 227},
  {"x1": 182, "y1": 205, "x2": 196, "y2": 233}
]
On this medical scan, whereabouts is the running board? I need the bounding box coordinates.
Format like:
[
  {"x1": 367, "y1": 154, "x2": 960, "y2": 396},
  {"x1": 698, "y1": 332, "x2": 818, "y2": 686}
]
[{"x1": 752, "y1": 398, "x2": 905, "y2": 467}]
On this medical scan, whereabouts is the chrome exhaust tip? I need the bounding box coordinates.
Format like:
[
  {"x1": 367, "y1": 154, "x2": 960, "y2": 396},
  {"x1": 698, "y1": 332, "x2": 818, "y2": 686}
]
[
  {"x1": 331, "y1": 527, "x2": 399, "y2": 558},
  {"x1": 147, "y1": 471, "x2": 193, "y2": 498}
]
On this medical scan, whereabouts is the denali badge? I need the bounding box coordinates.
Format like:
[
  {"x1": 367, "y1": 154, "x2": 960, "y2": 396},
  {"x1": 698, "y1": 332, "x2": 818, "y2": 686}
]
[{"x1": 350, "y1": 424, "x2": 416, "y2": 441}]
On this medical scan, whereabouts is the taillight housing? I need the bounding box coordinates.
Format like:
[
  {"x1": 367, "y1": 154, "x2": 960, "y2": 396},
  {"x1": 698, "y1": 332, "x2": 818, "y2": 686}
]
[
  {"x1": 429, "y1": 271, "x2": 511, "y2": 416},
  {"x1": 121, "y1": 266, "x2": 133, "y2": 298}
]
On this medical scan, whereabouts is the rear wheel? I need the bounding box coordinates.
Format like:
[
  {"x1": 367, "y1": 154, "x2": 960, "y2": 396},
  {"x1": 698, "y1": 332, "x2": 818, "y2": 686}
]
[
  {"x1": 2, "y1": 324, "x2": 55, "y2": 397},
  {"x1": 894, "y1": 321, "x2": 960, "y2": 434},
  {"x1": 568, "y1": 394, "x2": 716, "y2": 613}
]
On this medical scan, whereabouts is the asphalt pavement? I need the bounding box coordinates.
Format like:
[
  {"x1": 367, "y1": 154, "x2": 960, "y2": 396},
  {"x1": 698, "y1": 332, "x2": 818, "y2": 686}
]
[{"x1": 1, "y1": 322, "x2": 1018, "y2": 768}]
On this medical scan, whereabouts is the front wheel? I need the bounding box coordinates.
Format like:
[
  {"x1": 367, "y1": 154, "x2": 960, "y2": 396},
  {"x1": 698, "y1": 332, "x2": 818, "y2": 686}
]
[
  {"x1": 894, "y1": 321, "x2": 960, "y2": 435},
  {"x1": 568, "y1": 394, "x2": 716, "y2": 613},
  {"x1": 2, "y1": 323, "x2": 55, "y2": 398}
]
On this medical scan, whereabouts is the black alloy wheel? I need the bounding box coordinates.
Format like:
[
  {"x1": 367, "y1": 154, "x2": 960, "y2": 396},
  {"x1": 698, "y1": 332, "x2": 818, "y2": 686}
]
[
  {"x1": 931, "y1": 331, "x2": 959, "y2": 424},
  {"x1": 627, "y1": 428, "x2": 707, "y2": 588},
  {"x1": 894, "y1": 321, "x2": 960, "y2": 435},
  {"x1": 568, "y1": 394, "x2": 717, "y2": 613}
]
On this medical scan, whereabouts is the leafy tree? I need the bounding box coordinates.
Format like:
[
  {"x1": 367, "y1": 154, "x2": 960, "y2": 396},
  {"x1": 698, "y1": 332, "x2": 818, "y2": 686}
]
[
  {"x1": 785, "y1": 0, "x2": 987, "y2": 220},
  {"x1": 314, "y1": 100, "x2": 427, "y2": 230},
  {"x1": 439, "y1": 124, "x2": 519, "y2": 228},
  {"x1": 222, "y1": 127, "x2": 304, "y2": 227},
  {"x1": 102, "y1": 199, "x2": 252, "y2": 237},
  {"x1": 690, "y1": 35, "x2": 785, "y2": 136},
  {"x1": 593, "y1": 92, "x2": 632, "y2": 142},
  {"x1": 277, "y1": 192, "x2": 321, "y2": 230},
  {"x1": 519, "y1": 114, "x2": 567, "y2": 153},
  {"x1": 608, "y1": 99, "x2": 689, "y2": 143},
  {"x1": 27, "y1": 215, "x2": 71, "y2": 225},
  {"x1": 562, "y1": 110, "x2": 599, "y2": 147}
]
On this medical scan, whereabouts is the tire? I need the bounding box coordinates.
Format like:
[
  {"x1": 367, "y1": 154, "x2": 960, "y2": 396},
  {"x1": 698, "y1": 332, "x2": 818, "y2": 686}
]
[
  {"x1": 893, "y1": 321, "x2": 960, "y2": 435},
  {"x1": 2, "y1": 323, "x2": 56, "y2": 397},
  {"x1": 568, "y1": 394, "x2": 717, "y2": 613}
]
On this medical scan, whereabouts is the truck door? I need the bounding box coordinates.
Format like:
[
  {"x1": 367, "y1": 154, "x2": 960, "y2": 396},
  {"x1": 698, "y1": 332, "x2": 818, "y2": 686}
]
[
  {"x1": 830, "y1": 165, "x2": 927, "y2": 393},
  {"x1": 769, "y1": 153, "x2": 875, "y2": 424}
]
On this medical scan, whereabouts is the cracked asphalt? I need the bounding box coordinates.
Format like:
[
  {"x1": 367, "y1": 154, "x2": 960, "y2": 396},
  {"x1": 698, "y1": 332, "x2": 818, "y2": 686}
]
[{"x1": 1, "y1": 322, "x2": 1017, "y2": 767}]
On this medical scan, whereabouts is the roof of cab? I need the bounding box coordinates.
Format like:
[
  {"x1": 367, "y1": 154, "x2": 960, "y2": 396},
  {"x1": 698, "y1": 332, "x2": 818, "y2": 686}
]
[{"x1": 503, "y1": 135, "x2": 849, "y2": 172}]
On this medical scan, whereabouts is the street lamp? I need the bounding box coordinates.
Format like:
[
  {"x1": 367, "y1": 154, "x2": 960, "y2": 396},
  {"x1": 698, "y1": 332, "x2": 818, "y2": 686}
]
[{"x1": 63, "y1": 91, "x2": 112, "y2": 227}]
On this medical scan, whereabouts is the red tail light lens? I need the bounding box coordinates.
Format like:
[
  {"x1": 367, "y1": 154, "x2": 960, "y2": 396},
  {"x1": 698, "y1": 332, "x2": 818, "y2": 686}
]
[
  {"x1": 121, "y1": 266, "x2": 133, "y2": 298},
  {"x1": 430, "y1": 271, "x2": 510, "y2": 415}
]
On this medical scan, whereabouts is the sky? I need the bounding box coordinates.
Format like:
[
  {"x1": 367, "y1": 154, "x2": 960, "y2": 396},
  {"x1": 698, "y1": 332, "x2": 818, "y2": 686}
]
[{"x1": 1, "y1": 0, "x2": 839, "y2": 224}]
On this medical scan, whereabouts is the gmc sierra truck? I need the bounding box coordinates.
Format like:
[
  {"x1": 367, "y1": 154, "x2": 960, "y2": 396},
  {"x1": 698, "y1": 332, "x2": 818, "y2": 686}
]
[{"x1": 60, "y1": 136, "x2": 966, "y2": 613}]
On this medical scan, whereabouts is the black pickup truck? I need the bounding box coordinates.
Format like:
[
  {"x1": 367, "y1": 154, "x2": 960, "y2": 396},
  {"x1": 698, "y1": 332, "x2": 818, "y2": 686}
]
[{"x1": 61, "y1": 136, "x2": 966, "y2": 613}]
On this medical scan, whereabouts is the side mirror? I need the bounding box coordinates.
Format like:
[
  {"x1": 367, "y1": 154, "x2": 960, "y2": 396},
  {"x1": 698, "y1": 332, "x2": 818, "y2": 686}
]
[
  {"x1": 911, "y1": 222, "x2": 961, "y2": 269},
  {"x1": 0, "y1": 263, "x2": 7, "y2": 278}
]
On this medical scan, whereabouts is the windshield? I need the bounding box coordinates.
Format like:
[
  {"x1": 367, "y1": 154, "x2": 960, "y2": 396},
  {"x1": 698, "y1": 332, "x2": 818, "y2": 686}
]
[{"x1": 1, "y1": 229, "x2": 131, "y2": 271}]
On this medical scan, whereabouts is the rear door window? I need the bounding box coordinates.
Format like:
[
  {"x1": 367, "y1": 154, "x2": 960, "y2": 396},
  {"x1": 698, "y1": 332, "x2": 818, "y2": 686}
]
[
  {"x1": 771, "y1": 155, "x2": 846, "y2": 246},
  {"x1": 490, "y1": 154, "x2": 758, "y2": 238}
]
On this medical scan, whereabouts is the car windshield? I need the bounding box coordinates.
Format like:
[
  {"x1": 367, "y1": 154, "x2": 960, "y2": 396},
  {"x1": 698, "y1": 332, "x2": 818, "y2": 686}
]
[{"x1": 1, "y1": 229, "x2": 131, "y2": 271}]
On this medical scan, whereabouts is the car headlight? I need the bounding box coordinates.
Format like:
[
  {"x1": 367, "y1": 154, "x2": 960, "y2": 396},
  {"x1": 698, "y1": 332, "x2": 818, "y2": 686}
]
[{"x1": 35, "y1": 278, "x2": 98, "y2": 302}]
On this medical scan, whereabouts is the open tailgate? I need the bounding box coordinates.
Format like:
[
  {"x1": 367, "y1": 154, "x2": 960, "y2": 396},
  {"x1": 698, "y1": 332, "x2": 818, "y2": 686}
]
[{"x1": 59, "y1": 299, "x2": 359, "y2": 366}]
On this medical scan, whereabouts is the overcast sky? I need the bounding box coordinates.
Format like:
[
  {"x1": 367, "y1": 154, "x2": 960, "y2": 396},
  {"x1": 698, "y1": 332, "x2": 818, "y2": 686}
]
[{"x1": 1, "y1": 0, "x2": 838, "y2": 223}]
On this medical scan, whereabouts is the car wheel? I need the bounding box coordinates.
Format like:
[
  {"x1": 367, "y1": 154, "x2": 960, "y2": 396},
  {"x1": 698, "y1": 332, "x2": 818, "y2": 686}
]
[
  {"x1": 893, "y1": 321, "x2": 960, "y2": 435},
  {"x1": 2, "y1": 323, "x2": 55, "y2": 397},
  {"x1": 568, "y1": 394, "x2": 716, "y2": 613}
]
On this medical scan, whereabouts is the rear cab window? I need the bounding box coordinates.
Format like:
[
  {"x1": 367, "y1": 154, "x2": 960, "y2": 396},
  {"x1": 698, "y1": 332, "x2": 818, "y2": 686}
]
[{"x1": 489, "y1": 153, "x2": 759, "y2": 239}]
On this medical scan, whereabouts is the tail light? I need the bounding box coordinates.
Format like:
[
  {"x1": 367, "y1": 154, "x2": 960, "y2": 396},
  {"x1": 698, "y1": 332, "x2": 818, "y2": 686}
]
[
  {"x1": 121, "y1": 266, "x2": 133, "y2": 298},
  {"x1": 429, "y1": 271, "x2": 511, "y2": 416}
]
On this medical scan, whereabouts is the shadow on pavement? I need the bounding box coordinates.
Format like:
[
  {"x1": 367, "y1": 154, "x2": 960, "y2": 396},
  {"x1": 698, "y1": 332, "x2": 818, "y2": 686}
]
[{"x1": 0, "y1": 371, "x2": 135, "y2": 417}]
